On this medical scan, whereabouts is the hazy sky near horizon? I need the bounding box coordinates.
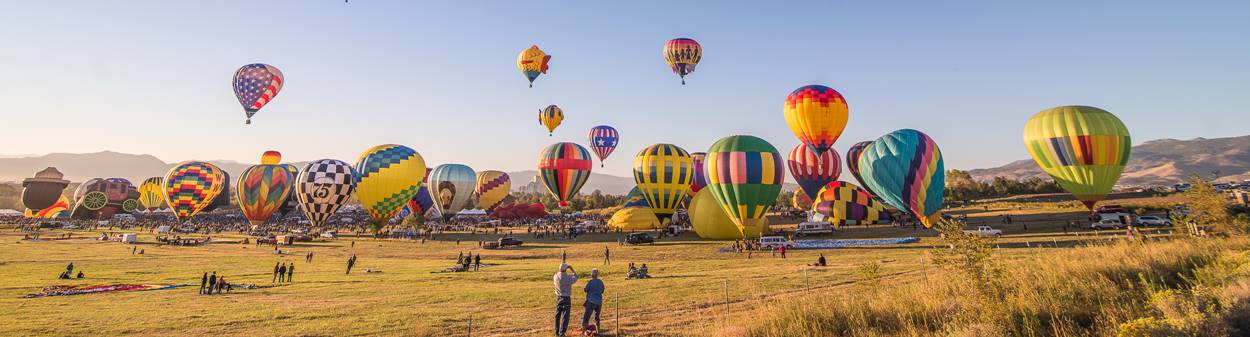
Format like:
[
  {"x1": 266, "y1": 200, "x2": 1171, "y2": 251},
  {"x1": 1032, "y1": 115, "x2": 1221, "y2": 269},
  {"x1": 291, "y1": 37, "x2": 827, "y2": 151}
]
[{"x1": 1, "y1": 1, "x2": 1248, "y2": 177}]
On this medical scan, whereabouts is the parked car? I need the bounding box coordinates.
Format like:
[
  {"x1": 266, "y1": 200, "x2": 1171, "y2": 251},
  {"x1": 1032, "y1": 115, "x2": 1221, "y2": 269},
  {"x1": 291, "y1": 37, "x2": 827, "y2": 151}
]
[
  {"x1": 1090, "y1": 219, "x2": 1125, "y2": 230},
  {"x1": 757, "y1": 236, "x2": 793, "y2": 249},
  {"x1": 625, "y1": 233, "x2": 655, "y2": 245},
  {"x1": 1135, "y1": 216, "x2": 1172, "y2": 227},
  {"x1": 497, "y1": 237, "x2": 524, "y2": 247},
  {"x1": 962, "y1": 225, "x2": 1003, "y2": 237},
  {"x1": 795, "y1": 221, "x2": 834, "y2": 236}
]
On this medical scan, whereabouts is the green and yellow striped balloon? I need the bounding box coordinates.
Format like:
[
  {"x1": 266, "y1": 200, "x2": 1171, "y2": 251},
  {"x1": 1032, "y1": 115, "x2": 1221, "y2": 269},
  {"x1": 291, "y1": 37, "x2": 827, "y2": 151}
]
[
  {"x1": 1023, "y1": 106, "x2": 1130, "y2": 209},
  {"x1": 704, "y1": 135, "x2": 784, "y2": 236}
]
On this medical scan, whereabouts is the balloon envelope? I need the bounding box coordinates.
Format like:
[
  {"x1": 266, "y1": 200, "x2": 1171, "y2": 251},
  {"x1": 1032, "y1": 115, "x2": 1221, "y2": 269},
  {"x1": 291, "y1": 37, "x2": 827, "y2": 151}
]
[
  {"x1": 517, "y1": 45, "x2": 551, "y2": 87},
  {"x1": 429, "y1": 164, "x2": 477, "y2": 216},
  {"x1": 539, "y1": 105, "x2": 564, "y2": 136},
  {"x1": 704, "y1": 135, "x2": 784, "y2": 235},
  {"x1": 538, "y1": 142, "x2": 593, "y2": 207},
  {"x1": 588, "y1": 125, "x2": 619, "y2": 166},
  {"x1": 607, "y1": 207, "x2": 661, "y2": 231},
  {"x1": 813, "y1": 181, "x2": 893, "y2": 227},
  {"x1": 1023, "y1": 105, "x2": 1131, "y2": 209},
  {"x1": 662, "y1": 38, "x2": 702, "y2": 84},
  {"x1": 163, "y1": 161, "x2": 227, "y2": 222},
  {"x1": 690, "y1": 152, "x2": 708, "y2": 194},
  {"x1": 857, "y1": 129, "x2": 945, "y2": 227},
  {"x1": 787, "y1": 144, "x2": 841, "y2": 200},
  {"x1": 236, "y1": 164, "x2": 295, "y2": 226},
  {"x1": 783, "y1": 85, "x2": 848, "y2": 155},
  {"x1": 633, "y1": 144, "x2": 694, "y2": 222},
  {"x1": 232, "y1": 63, "x2": 284, "y2": 124},
  {"x1": 137, "y1": 177, "x2": 165, "y2": 211},
  {"x1": 689, "y1": 189, "x2": 765, "y2": 239},
  {"x1": 296, "y1": 159, "x2": 357, "y2": 227},
  {"x1": 355, "y1": 145, "x2": 426, "y2": 224},
  {"x1": 475, "y1": 170, "x2": 511, "y2": 211}
]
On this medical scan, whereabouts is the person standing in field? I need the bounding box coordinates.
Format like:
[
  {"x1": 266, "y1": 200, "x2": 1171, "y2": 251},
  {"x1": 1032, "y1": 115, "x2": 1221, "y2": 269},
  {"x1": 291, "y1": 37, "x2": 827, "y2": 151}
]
[
  {"x1": 346, "y1": 255, "x2": 356, "y2": 275},
  {"x1": 553, "y1": 263, "x2": 579, "y2": 337},
  {"x1": 582, "y1": 269, "x2": 604, "y2": 330},
  {"x1": 207, "y1": 271, "x2": 217, "y2": 296},
  {"x1": 287, "y1": 263, "x2": 295, "y2": 283},
  {"x1": 273, "y1": 262, "x2": 280, "y2": 283},
  {"x1": 200, "y1": 272, "x2": 208, "y2": 294},
  {"x1": 473, "y1": 254, "x2": 481, "y2": 271},
  {"x1": 278, "y1": 263, "x2": 287, "y2": 283},
  {"x1": 603, "y1": 247, "x2": 610, "y2": 266}
]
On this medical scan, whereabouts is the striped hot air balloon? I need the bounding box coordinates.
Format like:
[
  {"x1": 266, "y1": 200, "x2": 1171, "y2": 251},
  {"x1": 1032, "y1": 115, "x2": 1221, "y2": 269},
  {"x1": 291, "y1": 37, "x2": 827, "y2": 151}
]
[
  {"x1": 354, "y1": 145, "x2": 426, "y2": 224},
  {"x1": 813, "y1": 181, "x2": 893, "y2": 227},
  {"x1": 689, "y1": 152, "x2": 708, "y2": 194},
  {"x1": 475, "y1": 170, "x2": 511, "y2": 211},
  {"x1": 588, "y1": 125, "x2": 619, "y2": 167},
  {"x1": 429, "y1": 164, "x2": 476, "y2": 216},
  {"x1": 663, "y1": 38, "x2": 702, "y2": 84},
  {"x1": 539, "y1": 105, "x2": 564, "y2": 136},
  {"x1": 296, "y1": 159, "x2": 356, "y2": 227},
  {"x1": 137, "y1": 177, "x2": 165, "y2": 212},
  {"x1": 857, "y1": 129, "x2": 945, "y2": 227},
  {"x1": 704, "y1": 135, "x2": 784, "y2": 236},
  {"x1": 236, "y1": 152, "x2": 295, "y2": 226},
  {"x1": 232, "y1": 63, "x2": 284, "y2": 124},
  {"x1": 1023, "y1": 105, "x2": 1131, "y2": 210},
  {"x1": 783, "y1": 85, "x2": 848, "y2": 155},
  {"x1": 845, "y1": 141, "x2": 878, "y2": 198},
  {"x1": 787, "y1": 144, "x2": 841, "y2": 200},
  {"x1": 538, "y1": 142, "x2": 593, "y2": 207},
  {"x1": 163, "y1": 161, "x2": 227, "y2": 222},
  {"x1": 633, "y1": 144, "x2": 694, "y2": 223}
]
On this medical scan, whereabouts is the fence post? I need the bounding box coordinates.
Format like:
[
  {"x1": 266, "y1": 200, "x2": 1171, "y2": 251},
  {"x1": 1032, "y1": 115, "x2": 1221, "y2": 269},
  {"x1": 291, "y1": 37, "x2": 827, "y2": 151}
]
[
  {"x1": 467, "y1": 315, "x2": 472, "y2": 337},
  {"x1": 723, "y1": 279, "x2": 730, "y2": 325}
]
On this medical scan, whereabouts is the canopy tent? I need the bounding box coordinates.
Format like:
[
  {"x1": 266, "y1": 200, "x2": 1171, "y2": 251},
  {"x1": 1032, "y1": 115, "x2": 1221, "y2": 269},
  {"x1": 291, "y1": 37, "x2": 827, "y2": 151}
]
[{"x1": 457, "y1": 209, "x2": 488, "y2": 216}]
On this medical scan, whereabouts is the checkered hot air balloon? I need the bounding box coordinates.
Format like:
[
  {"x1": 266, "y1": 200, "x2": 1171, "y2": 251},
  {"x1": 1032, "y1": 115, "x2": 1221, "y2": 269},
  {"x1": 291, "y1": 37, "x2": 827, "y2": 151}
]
[
  {"x1": 232, "y1": 63, "x2": 284, "y2": 125},
  {"x1": 163, "y1": 161, "x2": 226, "y2": 222},
  {"x1": 663, "y1": 38, "x2": 702, "y2": 85},
  {"x1": 354, "y1": 145, "x2": 426, "y2": 224},
  {"x1": 587, "y1": 125, "x2": 619, "y2": 167},
  {"x1": 787, "y1": 144, "x2": 841, "y2": 200},
  {"x1": 538, "y1": 142, "x2": 593, "y2": 207},
  {"x1": 783, "y1": 85, "x2": 848, "y2": 156},
  {"x1": 633, "y1": 144, "x2": 694, "y2": 223},
  {"x1": 296, "y1": 159, "x2": 357, "y2": 227}
]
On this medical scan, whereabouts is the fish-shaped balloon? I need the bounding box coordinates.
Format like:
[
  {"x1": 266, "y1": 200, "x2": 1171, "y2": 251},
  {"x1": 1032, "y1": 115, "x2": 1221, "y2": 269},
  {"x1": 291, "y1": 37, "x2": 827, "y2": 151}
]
[{"x1": 517, "y1": 45, "x2": 551, "y2": 88}]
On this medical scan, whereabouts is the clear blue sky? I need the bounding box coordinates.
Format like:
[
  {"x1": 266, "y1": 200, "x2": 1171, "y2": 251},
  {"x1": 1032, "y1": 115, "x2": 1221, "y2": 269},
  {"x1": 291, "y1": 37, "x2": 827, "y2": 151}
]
[{"x1": 2, "y1": 1, "x2": 1247, "y2": 178}]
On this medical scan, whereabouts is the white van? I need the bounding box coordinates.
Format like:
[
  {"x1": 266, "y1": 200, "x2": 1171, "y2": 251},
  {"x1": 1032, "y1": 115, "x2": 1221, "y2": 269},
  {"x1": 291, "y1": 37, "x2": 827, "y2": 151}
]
[
  {"x1": 795, "y1": 221, "x2": 833, "y2": 236},
  {"x1": 757, "y1": 236, "x2": 793, "y2": 249}
]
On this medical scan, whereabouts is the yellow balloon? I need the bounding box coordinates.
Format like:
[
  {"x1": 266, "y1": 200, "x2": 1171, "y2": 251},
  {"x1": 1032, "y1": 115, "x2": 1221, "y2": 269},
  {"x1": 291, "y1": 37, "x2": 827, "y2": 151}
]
[
  {"x1": 689, "y1": 189, "x2": 766, "y2": 239},
  {"x1": 1023, "y1": 106, "x2": 1130, "y2": 209},
  {"x1": 475, "y1": 170, "x2": 511, "y2": 211},
  {"x1": 607, "y1": 207, "x2": 661, "y2": 231},
  {"x1": 633, "y1": 144, "x2": 694, "y2": 223},
  {"x1": 354, "y1": 144, "x2": 427, "y2": 223},
  {"x1": 539, "y1": 105, "x2": 563, "y2": 136},
  {"x1": 783, "y1": 85, "x2": 849, "y2": 155}
]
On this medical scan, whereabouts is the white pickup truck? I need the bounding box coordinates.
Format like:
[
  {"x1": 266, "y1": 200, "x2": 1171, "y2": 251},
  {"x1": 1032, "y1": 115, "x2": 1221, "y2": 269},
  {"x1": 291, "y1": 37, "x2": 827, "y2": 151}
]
[{"x1": 963, "y1": 226, "x2": 1003, "y2": 237}]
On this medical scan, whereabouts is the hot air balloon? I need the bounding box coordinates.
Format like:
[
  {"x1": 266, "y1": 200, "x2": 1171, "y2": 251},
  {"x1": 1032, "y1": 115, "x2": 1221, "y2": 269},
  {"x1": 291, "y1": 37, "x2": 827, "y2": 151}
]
[
  {"x1": 20, "y1": 167, "x2": 69, "y2": 213},
  {"x1": 689, "y1": 189, "x2": 765, "y2": 239},
  {"x1": 704, "y1": 135, "x2": 784, "y2": 236},
  {"x1": 633, "y1": 144, "x2": 694, "y2": 223},
  {"x1": 539, "y1": 105, "x2": 563, "y2": 136},
  {"x1": 25, "y1": 195, "x2": 69, "y2": 219},
  {"x1": 233, "y1": 63, "x2": 284, "y2": 125},
  {"x1": 588, "y1": 125, "x2": 619, "y2": 167},
  {"x1": 792, "y1": 191, "x2": 813, "y2": 211},
  {"x1": 845, "y1": 141, "x2": 878, "y2": 198},
  {"x1": 137, "y1": 177, "x2": 165, "y2": 212},
  {"x1": 787, "y1": 144, "x2": 841, "y2": 200},
  {"x1": 538, "y1": 142, "x2": 593, "y2": 207},
  {"x1": 355, "y1": 145, "x2": 426, "y2": 224},
  {"x1": 296, "y1": 159, "x2": 357, "y2": 227},
  {"x1": 857, "y1": 129, "x2": 945, "y2": 227},
  {"x1": 690, "y1": 152, "x2": 707, "y2": 194},
  {"x1": 276, "y1": 163, "x2": 300, "y2": 217},
  {"x1": 236, "y1": 152, "x2": 295, "y2": 226},
  {"x1": 621, "y1": 186, "x2": 650, "y2": 208},
  {"x1": 475, "y1": 170, "x2": 511, "y2": 211},
  {"x1": 429, "y1": 164, "x2": 477, "y2": 216},
  {"x1": 70, "y1": 178, "x2": 139, "y2": 219},
  {"x1": 663, "y1": 38, "x2": 702, "y2": 85},
  {"x1": 202, "y1": 170, "x2": 232, "y2": 212},
  {"x1": 163, "y1": 161, "x2": 227, "y2": 222},
  {"x1": 813, "y1": 181, "x2": 893, "y2": 227},
  {"x1": 783, "y1": 85, "x2": 848, "y2": 155},
  {"x1": 517, "y1": 45, "x2": 551, "y2": 88},
  {"x1": 1024, "y1": 106, "x2": 1131, "y2": 210}
]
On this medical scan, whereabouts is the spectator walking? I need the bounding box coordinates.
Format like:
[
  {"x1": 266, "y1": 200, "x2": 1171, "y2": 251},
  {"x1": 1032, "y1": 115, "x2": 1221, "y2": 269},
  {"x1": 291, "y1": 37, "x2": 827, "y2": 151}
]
[{"x1": 347, "y1": 255, "x2": 356, "y2": 275}]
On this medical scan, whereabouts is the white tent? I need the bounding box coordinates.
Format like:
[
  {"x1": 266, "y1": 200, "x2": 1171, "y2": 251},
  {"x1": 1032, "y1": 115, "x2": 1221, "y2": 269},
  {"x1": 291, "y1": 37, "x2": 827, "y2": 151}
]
[
  {"x1": 0, "y1": 209, "x2": 23, "y2": 216},
  {"x1": 457, "y1": 209, "x2": 488, "y2": 216}
]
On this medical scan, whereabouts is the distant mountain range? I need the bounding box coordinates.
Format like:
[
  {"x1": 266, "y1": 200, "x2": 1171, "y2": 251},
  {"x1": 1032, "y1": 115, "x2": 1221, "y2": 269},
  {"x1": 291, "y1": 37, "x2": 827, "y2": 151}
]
[{"x1": 968, "y1": 135, "x2": 1250, "y2": 186}]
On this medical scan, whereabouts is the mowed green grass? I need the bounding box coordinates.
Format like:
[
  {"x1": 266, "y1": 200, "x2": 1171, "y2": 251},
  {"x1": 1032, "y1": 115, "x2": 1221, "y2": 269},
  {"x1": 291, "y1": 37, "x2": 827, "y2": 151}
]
[{"x1": 0, "y1": 208, "x2": 1153, "y2": 336}]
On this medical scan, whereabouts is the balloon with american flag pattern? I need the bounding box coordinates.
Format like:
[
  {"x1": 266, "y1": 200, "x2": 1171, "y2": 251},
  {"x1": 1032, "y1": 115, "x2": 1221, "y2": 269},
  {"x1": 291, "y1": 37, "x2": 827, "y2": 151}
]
[
  {"x1": 587, "y1": 125, "x2": 619, "y2": 167},
  {"x1": 232, "y1": 63, "x2": 284, "y2": 125}
]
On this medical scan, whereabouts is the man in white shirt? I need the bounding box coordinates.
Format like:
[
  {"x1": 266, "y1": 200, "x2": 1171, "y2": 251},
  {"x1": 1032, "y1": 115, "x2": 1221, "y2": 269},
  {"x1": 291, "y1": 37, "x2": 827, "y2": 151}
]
[{"x1": 553, "y1": 263, "x2": 579, "y2": 336}]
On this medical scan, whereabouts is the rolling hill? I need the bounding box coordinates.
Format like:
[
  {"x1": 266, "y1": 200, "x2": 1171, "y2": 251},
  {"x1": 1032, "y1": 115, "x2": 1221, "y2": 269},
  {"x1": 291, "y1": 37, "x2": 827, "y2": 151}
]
[{"x1": 968, "y1": 135, "x2": 1250, "y2": 186}]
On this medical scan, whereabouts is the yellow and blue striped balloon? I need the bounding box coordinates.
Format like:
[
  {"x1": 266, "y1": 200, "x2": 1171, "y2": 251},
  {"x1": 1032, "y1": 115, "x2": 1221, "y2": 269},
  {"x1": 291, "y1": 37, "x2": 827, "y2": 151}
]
[
  {"x1": 354, "y1": 144, "x2": 426, "y2": 224},
  {"x1": 539, "y1": 105, "x2": 564, "y2": 136},
  {"x1": 633, "y1": 144, "x2": 694, "y2": 222}
]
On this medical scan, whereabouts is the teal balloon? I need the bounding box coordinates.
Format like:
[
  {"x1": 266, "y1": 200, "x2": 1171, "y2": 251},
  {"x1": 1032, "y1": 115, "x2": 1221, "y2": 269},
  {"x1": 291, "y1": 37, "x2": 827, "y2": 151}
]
[{"x1": 857, "y1": 129, "x2": 945, "y2": 227}]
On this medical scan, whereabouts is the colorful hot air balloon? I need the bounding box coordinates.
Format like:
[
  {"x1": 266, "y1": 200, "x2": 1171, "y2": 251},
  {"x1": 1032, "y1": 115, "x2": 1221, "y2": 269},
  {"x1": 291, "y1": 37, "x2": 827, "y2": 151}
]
[
  {"x1": 538, "y1": 142, "x2": 593, "y2": 207},
  {"x1": 704, "y1": 135, "x2": 784, "y2": 235},
  {"x1": 355, "y1": 145, "x2": 426, "y2": 224},
  {"x1": 163, "y1": 161, "x2": 226, "y2": 222},
  {"x1": 296, "y1": 159, "x2": 357, "y2": 226},
  {"x1": 663, "y1": 38, "x2": 702, "y2": 85},
  {"x1": 539, "y1": 105, "x2": 564, "y2": 136},
  {"x1": 201, "y1": 170, "x2": 232, "y2": 213},
  {"x1": 137, "y1": 177, "x2": 165, "y2": 211},
  {"x1": 787, "y1": 144, "x2": 841, "y2": 200},
  {"x1": 1024, "y1": 105, "x2": 1131, "y2": 209},
  {"x1": 517, "y1": 45, "x2": 551, "y2": 87},
  {"x1": 475, "y1": 170, "x2": 511, "y2": 211},
  {"x1": 429, "y1": 164, "x2": 477, "y2": 216},
  {"x1": 276, "y1": 163, "x2": 300, "y2": 217},
  {"x1": 857, "y1": 129, "x2": 945, "y2": 227},
  {"x1": 845, "y1": 141, "x2": 878, "y2": 198},
  {"x1": 633, "y1": 144, "x2": 694, "y2": 222},
  {"x1": 588, "y1": 125, "x2": 619, "y2": 167},
  {"x1": 21, "y1": 167, "x2": 70, "y2": 213},
  {"x1": 783, "y1": 85, "x2": 849, "y2": 155},
  {"x1": 689, "y1": 189, "x2": 765, "y2": 239},
  {"x1": 813, "y1": 181, "x2": 893, "y2": 227},
  {"x1": 690, "y1": 152, "x2": 707, "y2": 193},
  {"x1": 233, "y1": 63, "x2": 284, "y2": 125},
  {"x1": 25, "y1": 195, "x2": 69, "y2": 219},
  {"x1": 236, "y1": 152, "x2": 295, "y2": 226}
]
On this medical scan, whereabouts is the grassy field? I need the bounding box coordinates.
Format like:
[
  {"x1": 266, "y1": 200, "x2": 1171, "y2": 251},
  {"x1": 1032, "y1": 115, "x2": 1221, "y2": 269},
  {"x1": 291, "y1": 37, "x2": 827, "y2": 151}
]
[{"x1": 0, "y1": 203, "x2": 1194, "y2": 336}]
